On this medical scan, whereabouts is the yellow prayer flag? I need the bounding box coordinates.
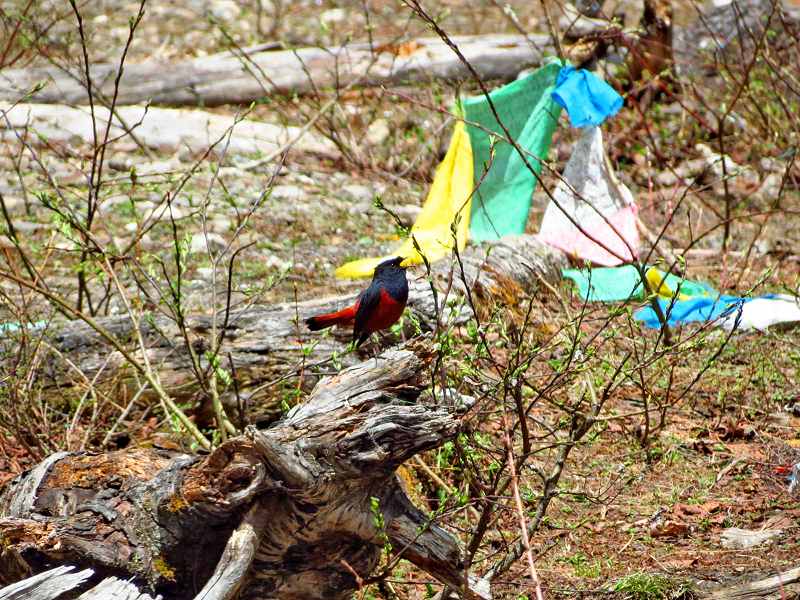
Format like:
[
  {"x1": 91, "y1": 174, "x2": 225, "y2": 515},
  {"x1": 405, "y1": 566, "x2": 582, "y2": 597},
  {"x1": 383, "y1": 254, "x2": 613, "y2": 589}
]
[{"x1": 336, "y1": 121, "x2": 474, "y2": 279}]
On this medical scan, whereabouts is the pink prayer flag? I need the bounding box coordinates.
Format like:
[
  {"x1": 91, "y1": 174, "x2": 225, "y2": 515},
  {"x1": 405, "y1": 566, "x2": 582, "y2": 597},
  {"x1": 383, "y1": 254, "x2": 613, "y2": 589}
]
[{"x1": 537, "y1": 126, "x2": 639, "y2": 266}]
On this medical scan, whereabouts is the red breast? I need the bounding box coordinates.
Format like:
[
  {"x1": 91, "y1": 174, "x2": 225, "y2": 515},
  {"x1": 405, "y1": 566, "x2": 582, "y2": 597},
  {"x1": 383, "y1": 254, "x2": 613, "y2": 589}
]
[{"x1": 361, "y1": 288, "x2": 406, "y2": 334}]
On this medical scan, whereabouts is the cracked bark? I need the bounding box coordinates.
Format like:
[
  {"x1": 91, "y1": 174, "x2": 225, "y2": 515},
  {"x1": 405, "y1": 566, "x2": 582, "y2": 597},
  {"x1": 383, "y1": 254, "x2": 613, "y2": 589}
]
[{"x1": 0, "y1": 341, "x2": 491, "y2": 599}]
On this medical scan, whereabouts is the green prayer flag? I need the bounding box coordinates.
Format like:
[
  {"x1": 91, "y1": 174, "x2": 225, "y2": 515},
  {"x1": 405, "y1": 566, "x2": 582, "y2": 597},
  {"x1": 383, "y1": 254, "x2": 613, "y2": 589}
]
[
  {"x1": 562, "y1": 266, "x2": 714, "y2": 303},
  {"x1": 463, "y1": 62, "x2": 562, "y2": 241},
  {"x1": 563, "y1": 265, "x2": 645, "y2": 302}
]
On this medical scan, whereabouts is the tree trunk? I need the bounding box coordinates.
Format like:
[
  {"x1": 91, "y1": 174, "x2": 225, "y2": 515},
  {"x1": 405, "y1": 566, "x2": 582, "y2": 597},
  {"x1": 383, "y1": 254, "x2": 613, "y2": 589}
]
[
  {"x1": 627, "y1": 0, "x2": 673, "y2": 84},
  {"x1": 0, "y1": 341, "x2": 491, "y2": 599},
  {"x1": 0, "y1": 34, "x2": 553, "y2": 107}
]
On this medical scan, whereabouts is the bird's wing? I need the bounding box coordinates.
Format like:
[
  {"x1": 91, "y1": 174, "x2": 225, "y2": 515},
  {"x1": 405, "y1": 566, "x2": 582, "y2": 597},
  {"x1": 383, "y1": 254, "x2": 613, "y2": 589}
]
[{"x1": 353, "y1": 284, "x2": 380, "y2": 345}]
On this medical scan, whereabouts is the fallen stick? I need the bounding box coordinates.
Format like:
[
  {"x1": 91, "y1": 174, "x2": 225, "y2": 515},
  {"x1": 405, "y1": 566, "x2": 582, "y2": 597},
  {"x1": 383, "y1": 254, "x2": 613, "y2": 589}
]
[{"x1": 701, "y1": 565, "x2": 800, "y2": 599}]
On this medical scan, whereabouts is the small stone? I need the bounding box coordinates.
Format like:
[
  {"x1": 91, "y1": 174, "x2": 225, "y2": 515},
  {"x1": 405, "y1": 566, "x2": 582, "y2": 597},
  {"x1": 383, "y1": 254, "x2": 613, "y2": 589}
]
[
  {"x1": 760, "y1": 157, "x2": 784, "y2": 173},
  {"x1": 108, "y1": 156, "x2": 133, "y2": 172},
  {"x1": 754, "y1": 173, "x2": 782, "y2": 202},
  {"x1": 366, "y1": 119, "x2": 391, "y2": 146},
  {"x1": 348, "y1": 202, "x2": 374, "y2": 216},
  {"x1": 190, "y1": 232, "x2": 227, "y2": 254},
  {"x1": 11, "y1": 221, "x2": 46, "y2": 233},
  {"x1": 342, "y1": 184, "x2": 374, "y2": 204},
  {"x1": 389, "y1": 203, "x2": 422, "y2": 225},
  {"x1": 136, "y1": 160, "x2": 180, "y2": 176},
  {"x1": 695, "y1": 143, "x2": 741, "y2": 178},
  {"x1": 0, "y1": 195, "x2": 25, "y2": 213},
  {"x1": 210, "y1": 217, "x2": 232, "y2": 233},
  {"x1": 321, "y1": 8, "x2": 346, "y2": 23},
  {"x1": 295, "y1": 174, "x2": 315, "y2": 185},
  {"x1": 209, "y1": 0, "x2": 241, "y2": 21},
  {"x1": 656, "y1": 170, "x2": 678, "y2": 186},
  {"x1": 270, "y1": 185, "x2": 305, "y2": 202},
  {"x1": 753, "y1": 238, "x2": 771, "y2": 256},
  {"x1": 264, "y1": 254, "x2": 290, "y2": 270},
  {"x1": 217, "y1": 166, "x2": 246, "y2": 179},
  {"x1": 133, "y1": 201, "x2": 183, "y2": 224},
  {"x1": 53, "y1": 237, "x2": 74, "y2": 251},
  {"x1": 110, "y1": 27, "x2": 129, "y2": 40}
]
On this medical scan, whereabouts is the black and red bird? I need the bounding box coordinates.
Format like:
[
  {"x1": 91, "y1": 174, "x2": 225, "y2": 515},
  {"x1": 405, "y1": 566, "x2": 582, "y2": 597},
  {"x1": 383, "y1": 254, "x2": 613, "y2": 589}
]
[{"x1": 306, "y1": 256, "x2": 409, "y2": 347}]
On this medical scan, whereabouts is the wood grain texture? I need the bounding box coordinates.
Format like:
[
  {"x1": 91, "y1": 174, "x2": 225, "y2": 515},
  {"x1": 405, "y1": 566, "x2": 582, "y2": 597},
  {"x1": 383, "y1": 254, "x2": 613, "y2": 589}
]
[
  {"x1": 0, "y1": 566, "x2": 93, "y2": 600},
  {"x1": 0, "y1": 341, "x2": 490, "y2": 599}
]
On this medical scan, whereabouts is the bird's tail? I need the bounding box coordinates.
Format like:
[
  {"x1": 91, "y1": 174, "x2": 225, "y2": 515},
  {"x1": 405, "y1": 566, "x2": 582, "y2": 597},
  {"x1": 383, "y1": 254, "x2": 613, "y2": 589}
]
[{"x1": 305, "y1": 305, "x2": 357, "y2": 331}]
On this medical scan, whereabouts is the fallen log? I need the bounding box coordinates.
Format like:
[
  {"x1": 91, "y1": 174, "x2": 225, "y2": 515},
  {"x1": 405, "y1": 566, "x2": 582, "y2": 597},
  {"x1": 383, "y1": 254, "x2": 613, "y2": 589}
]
[
  {"x1": 701, "y1": 565, "x2": 800, "y2": 599},
  {"x1": 0, "y1": 103, "x2": 337, "y2": 160},
  {"x1": 0, "y1": 34, "x2": 553, "y2": 107},
  {"x1": 0, "y1": 341, "x2": 490, "y2": 600},
  {"x1": 9, "y1": 235, "x2": 566, "y2": 411}
]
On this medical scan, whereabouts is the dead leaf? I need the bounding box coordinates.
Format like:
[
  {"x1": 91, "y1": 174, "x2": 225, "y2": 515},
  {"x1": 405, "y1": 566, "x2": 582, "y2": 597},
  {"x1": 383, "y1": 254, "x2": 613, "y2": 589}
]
[
  {"x1": 726, "y1": 442, "x2": 766, "y2": 461},
  {"x1": 674, "y1": 500, "x2": 722, "y2": 519},
  {"x1": 717, "y1": 419, "x2": 756, "y2": 441},
  {"x1": 664, "y1": 556, "x2": 699, "y2": 569},
  {"x1": 650, "y1": 519, "x2": 690, "y2": 537},
  {"x1": 762, "y1": 514, "x2": 795, "y2": 530},
  {"x1": 376, "y1": 41, "x2": 423, "y2": 57}
]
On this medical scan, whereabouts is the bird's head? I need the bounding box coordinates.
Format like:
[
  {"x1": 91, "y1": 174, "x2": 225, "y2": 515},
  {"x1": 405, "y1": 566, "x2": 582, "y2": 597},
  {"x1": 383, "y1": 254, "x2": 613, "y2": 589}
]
[{"x1": 374, "y1": 256, "x2": 408, "y2": 277}]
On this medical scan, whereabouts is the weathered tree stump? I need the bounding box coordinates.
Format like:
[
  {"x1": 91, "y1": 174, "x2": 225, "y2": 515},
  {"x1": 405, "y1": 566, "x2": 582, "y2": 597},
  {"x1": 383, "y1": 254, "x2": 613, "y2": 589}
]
[{"x1": 0, "y1": 340, "x2": 490, "y2": 599}]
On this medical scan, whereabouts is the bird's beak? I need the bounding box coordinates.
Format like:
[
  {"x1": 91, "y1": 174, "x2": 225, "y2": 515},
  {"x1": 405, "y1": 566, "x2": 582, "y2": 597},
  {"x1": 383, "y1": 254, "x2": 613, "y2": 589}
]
[{"x1": 398, "y1": 257, "x2": 411, "y2": 269}]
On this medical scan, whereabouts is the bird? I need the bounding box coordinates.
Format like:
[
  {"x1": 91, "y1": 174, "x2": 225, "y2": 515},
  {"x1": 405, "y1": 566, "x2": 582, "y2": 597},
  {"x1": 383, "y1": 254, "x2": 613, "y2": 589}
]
[{"x1": 306, "y1": 256, "x2": 409, "y2": 347}]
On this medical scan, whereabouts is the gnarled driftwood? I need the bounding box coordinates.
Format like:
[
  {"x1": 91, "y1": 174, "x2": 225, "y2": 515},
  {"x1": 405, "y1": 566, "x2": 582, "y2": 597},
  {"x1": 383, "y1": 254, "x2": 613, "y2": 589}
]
[
  {"x1": 0, "y1": 565, "x2": 162, "y2": 599},
  {"x1": 0, "y1": 341, "x2": 490, "y2": 599}
]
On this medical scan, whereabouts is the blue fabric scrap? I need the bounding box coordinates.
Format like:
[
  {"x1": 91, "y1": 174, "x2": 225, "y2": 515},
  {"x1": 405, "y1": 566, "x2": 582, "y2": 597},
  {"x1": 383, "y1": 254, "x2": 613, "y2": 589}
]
[
  {"x1": 551, "y1": 65, "x2": 623, "y2": 127},
  {"x1": 635, "y1": 295, "x2": 750, "y2": 329}
]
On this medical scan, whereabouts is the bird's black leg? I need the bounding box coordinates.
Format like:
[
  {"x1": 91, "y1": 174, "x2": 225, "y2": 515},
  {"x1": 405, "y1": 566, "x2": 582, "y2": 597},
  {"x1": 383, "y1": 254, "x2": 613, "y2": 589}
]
[{"x1": 369, "y1": 335, "x2": 382, "y2": 364}]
